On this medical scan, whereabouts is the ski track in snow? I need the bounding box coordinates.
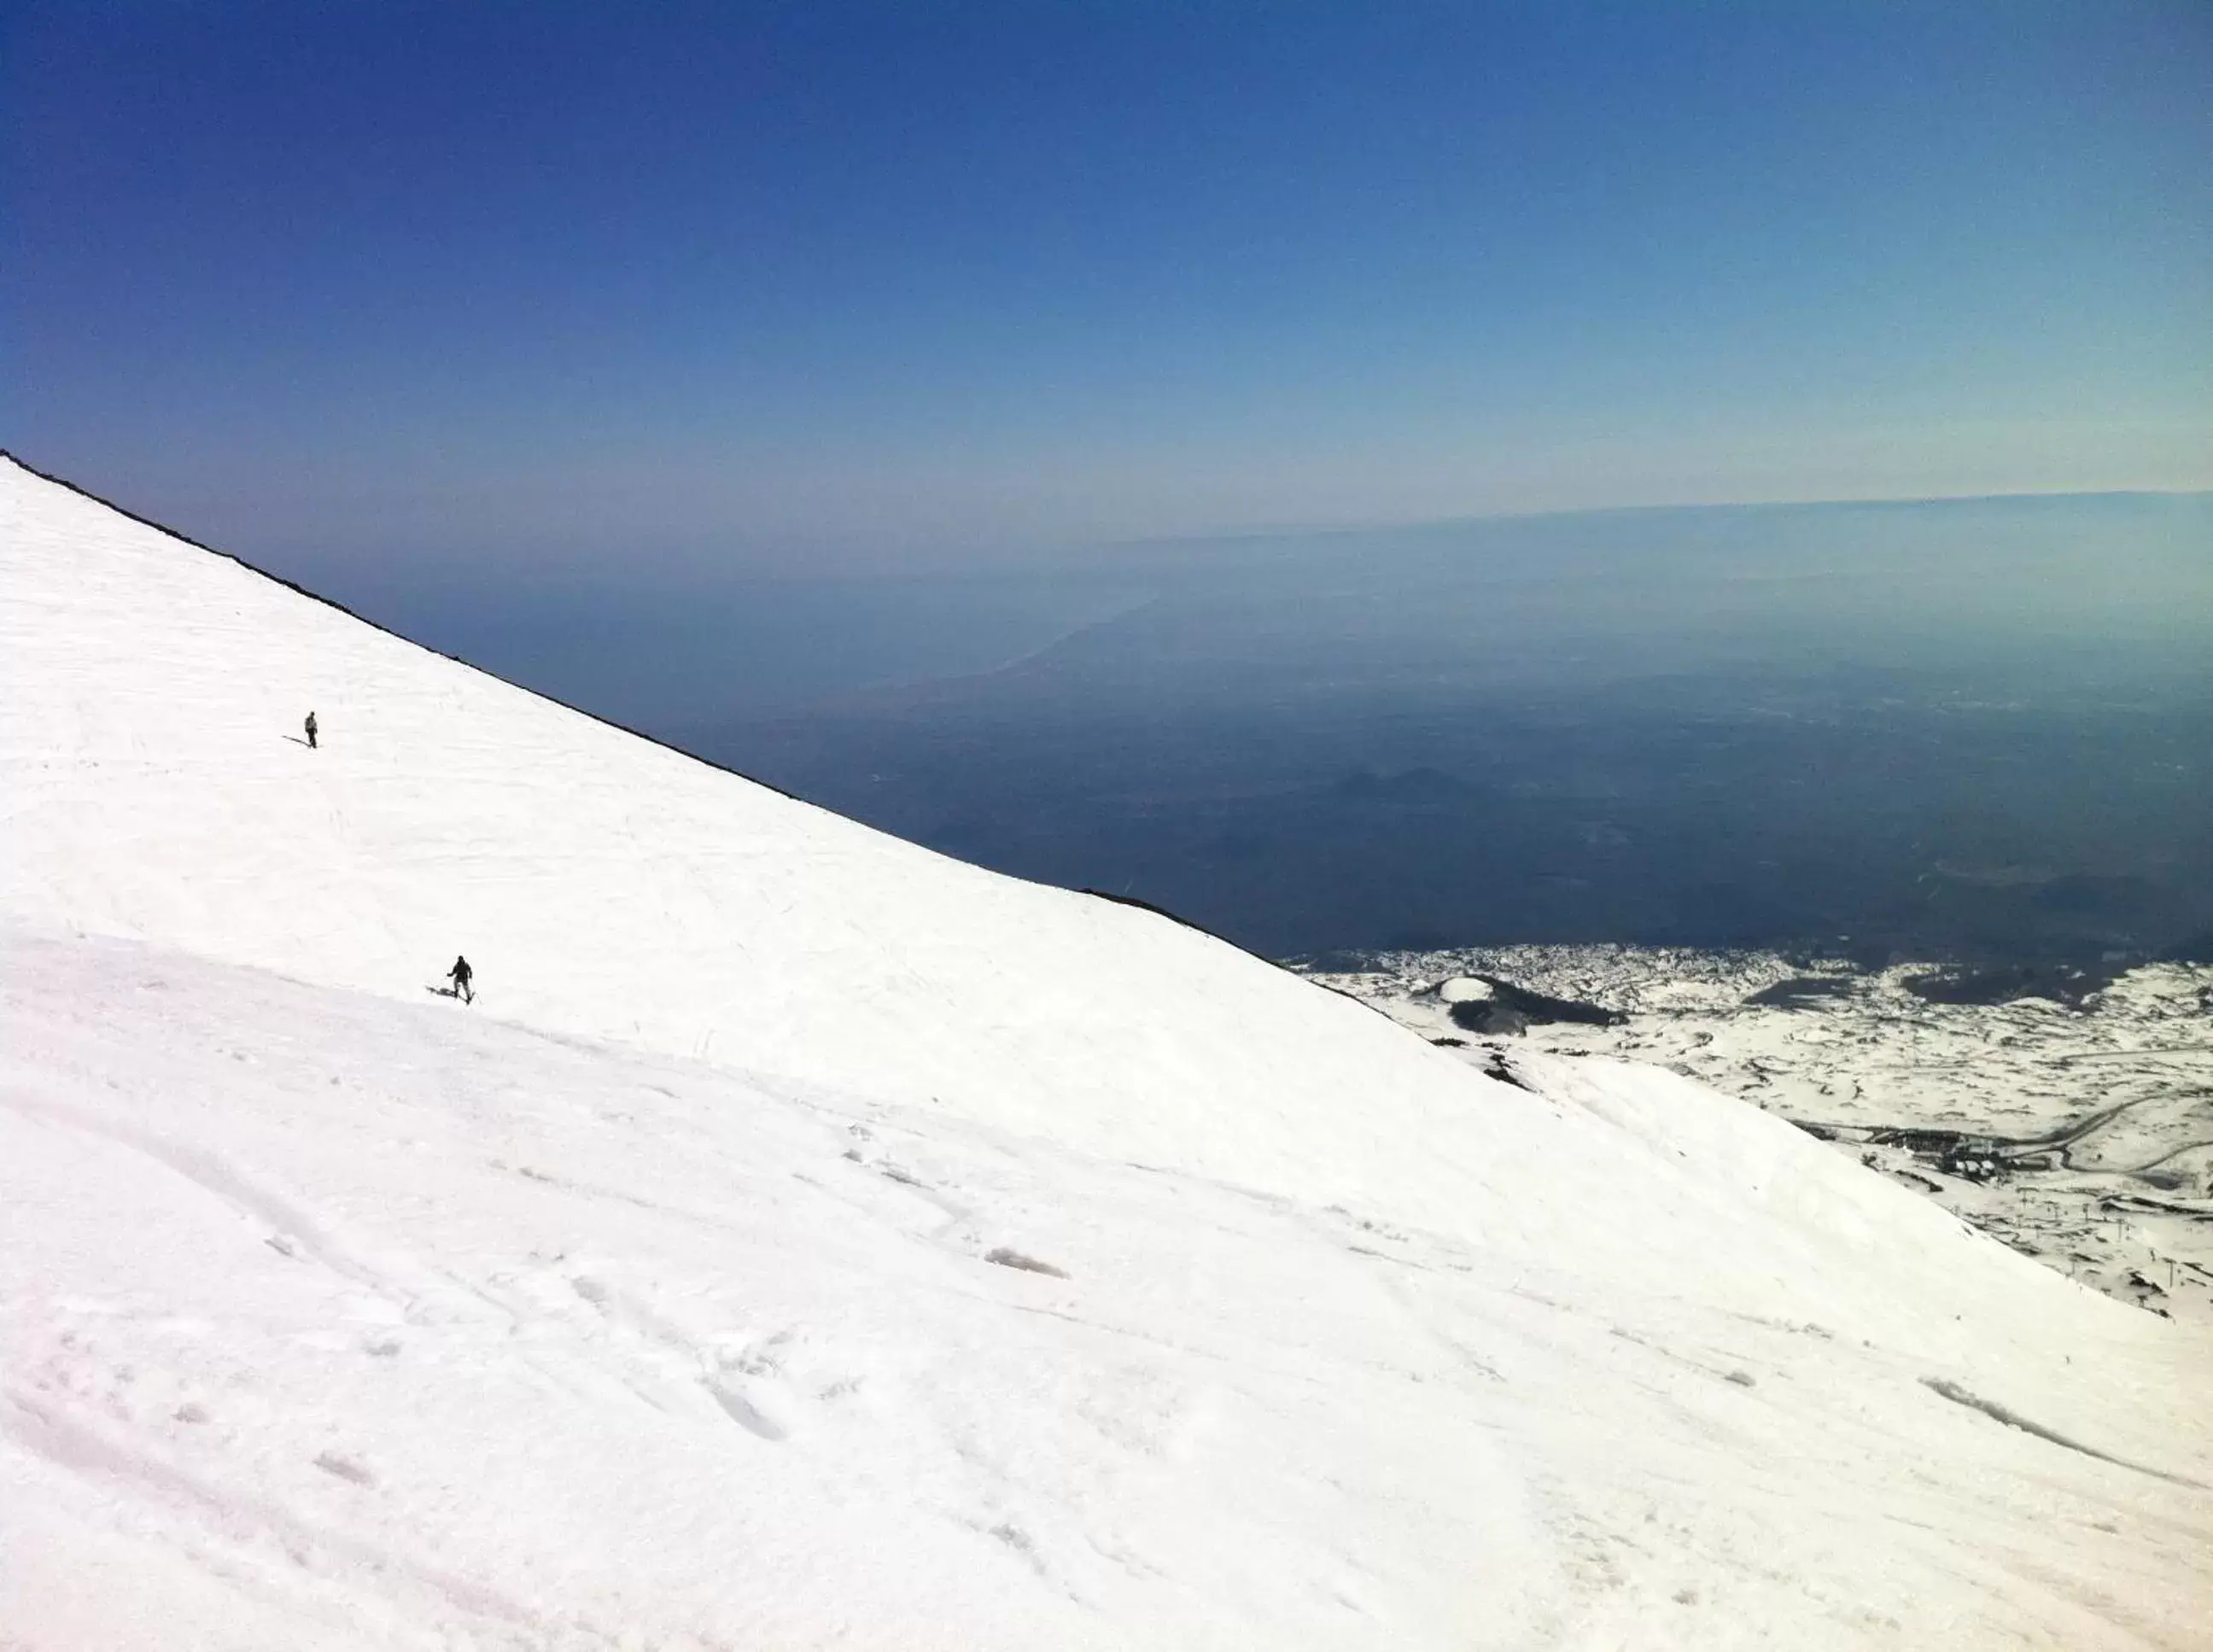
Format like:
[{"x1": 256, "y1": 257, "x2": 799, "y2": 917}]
[{"x1": 3, "y1": 455, "x2": 2212, "y2": 1648}]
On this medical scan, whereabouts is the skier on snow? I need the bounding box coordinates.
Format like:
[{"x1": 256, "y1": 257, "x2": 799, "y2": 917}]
[
  {"x1": 304, "y1": 710, "x2": 318, "y2": 749},
  {"x1": 447, "y1": 955, "x2": 473, "y2": 1004}
]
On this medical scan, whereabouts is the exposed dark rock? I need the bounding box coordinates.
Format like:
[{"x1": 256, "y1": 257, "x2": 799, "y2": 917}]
[
  {"x1": 1447, "y1": 975, "x2": 1623, "y2": 1029},
  {"x1": 1480, "y1": 1051, "x2": 1536, "y2": 1091},
  {"x1": 1450, "y1": 1001, "x2": 1529, "y2": 1036},
  {"x1": 1745, "y1": 975, "x2": 1856, "y2": 1009},
  {"x1": 1902, "y1": 962, "x2": 2120, "y2": 1009}
]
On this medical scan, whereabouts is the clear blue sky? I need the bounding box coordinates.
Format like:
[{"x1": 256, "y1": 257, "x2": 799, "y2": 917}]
[{"x1": 5, "y1": 1, "x2": 2208, "y2": 578}]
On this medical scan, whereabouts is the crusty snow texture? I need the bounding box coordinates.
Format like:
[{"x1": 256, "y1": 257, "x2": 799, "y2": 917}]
[{"x1": 3, "y1": 455, "x2": 2210, "y2": 1649}]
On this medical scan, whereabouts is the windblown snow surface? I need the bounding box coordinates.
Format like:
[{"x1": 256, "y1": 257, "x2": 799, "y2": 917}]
[{"x1": 3, "y1": 454, "x2": 2209, "y2": 1649}]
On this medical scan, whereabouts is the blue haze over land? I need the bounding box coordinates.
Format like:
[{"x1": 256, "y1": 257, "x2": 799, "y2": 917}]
[{"x1": 680, "y1": 493, "x2": 2213, "y2": 962}]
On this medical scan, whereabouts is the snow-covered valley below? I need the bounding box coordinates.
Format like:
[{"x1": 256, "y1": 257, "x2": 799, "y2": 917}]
[
  {"x1": 1299, "y1": 949, "x2": 2213, "y2": 1330},
  {"x1": 4, "y1": 453, "x2": 2210, "y2": 1649}
]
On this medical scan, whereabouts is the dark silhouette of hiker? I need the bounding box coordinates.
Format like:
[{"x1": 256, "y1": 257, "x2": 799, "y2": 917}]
[
  {"x1": 304, "y1": 711, "x2": 318, "y2": 750},
  {"x1": 448, "y1": 955, "x2": 473, "y2": 1004}
]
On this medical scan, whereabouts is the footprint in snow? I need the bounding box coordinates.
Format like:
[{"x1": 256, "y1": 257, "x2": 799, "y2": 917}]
[
  {"x1": 984, "y1": 1246, "x2": 1068, "y2": 1279},
  {"x1": 704, "y1": 1379, "x2": 788, "y2": 1442},
  {"x1": 312, "y1": 1451, "x2": 375, "y2": 1486}
]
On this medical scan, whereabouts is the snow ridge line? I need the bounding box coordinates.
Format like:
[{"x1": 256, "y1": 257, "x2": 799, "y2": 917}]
[
  {"x1": 0, "y1": 448, "x2": 1331, "y2": 987},
  {"x1": 0, "y1": 449, "x2": 805, "y2": 802},
  {"x1": 1918, "y1": 1378, "x2": 2208, "y2": 1490}
]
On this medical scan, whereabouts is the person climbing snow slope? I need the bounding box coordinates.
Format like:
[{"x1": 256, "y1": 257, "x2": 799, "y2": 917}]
[
  {"x1": 447, "y1": 954, "x2": 473, "y2": 1004},
  {"x1": 304, "y1": 710, "x2": 318, "y2": 749}
]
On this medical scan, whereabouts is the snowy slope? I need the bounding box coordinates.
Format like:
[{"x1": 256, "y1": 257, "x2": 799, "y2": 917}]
[{"x1": 4, "y1": 453, "x2": 2211, "y2": 1649}]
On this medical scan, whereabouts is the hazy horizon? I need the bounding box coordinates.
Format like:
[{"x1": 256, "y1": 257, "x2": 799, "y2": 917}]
[{"x1": 23, "y1": 456, "x2": 2204, "y2": 725}]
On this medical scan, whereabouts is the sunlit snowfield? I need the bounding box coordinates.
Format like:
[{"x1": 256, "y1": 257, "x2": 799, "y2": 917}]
[{"x1": 5, "y1": 457, "x2": 2211, "y2": 1648}]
